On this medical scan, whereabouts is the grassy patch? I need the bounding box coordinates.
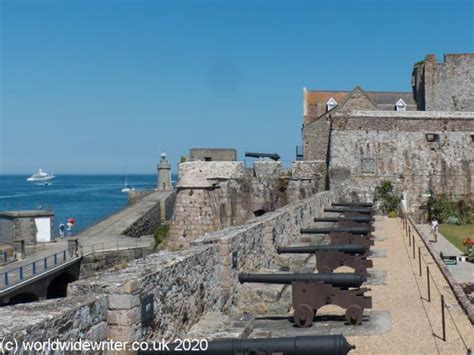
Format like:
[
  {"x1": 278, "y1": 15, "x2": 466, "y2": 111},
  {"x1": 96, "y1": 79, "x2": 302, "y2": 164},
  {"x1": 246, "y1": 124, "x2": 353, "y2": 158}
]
[
  {"x1": 439, "y1": 224, "x2": 474, "y2": 255},
  {"x1": 153, "y1": 223, "x2": 170, "y2": 251}
]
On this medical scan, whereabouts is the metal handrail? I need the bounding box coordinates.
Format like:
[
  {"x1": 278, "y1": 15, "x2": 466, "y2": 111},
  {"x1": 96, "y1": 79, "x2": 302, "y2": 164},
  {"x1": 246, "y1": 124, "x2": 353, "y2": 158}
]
[
  {"x1": 400, "y1": 214, "x2": 471, "y2": 353},
  {"x1": 0, "y1": 249, "x2": 72, "y2": 290}
]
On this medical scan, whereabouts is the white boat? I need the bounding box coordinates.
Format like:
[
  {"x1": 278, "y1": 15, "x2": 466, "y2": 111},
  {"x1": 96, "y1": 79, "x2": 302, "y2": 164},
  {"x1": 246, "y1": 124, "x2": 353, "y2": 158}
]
[
  {"x1": 121, "y1": 172, "x2": 135, "y2": 193},
  {"x1": 27, "y1": 169, "x2": 55, "y2": 182}
]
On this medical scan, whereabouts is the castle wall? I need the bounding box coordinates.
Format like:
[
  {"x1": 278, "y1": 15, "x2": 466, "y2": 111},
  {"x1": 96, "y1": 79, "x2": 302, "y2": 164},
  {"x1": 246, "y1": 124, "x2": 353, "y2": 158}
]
[
  {"x1": 0, "y1": 295, "x2": 108, "y2": 350},
  {"x1": 302, "y1": 115, "x2": 331, "y2": 161},
  {"x1": 167, "y1": 161, "x2": 324, "y2": 249},
  {"x1": 413, "y1": 54, "x2": 474, "y2": 111},
  {"x1": 328, "y1": 111, "x2": 473, "y2": 216}
]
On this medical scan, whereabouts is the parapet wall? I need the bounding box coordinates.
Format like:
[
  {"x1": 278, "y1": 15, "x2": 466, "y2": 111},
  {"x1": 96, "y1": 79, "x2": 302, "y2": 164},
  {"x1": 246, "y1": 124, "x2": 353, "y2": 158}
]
[
  {"x1": 122, "y1": 191, "x2": 176, "y2": 238},
  {"x1": 0, "y1": 295, "x2": 108, "y2": 349},
  {"x1": 1, "y1": 191, "x2": 333, "y2": 344}
]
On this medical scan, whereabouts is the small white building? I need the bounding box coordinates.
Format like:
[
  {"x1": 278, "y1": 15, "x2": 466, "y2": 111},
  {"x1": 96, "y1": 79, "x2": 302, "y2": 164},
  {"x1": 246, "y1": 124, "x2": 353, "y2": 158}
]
[{"x1": 0, "y1": 210, "x2": 55, "y2": 244}]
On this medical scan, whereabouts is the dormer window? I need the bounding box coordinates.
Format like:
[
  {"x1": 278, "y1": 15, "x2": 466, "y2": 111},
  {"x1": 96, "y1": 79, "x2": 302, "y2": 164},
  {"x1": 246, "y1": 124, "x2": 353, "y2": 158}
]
[
  {"x1": 395, "y1": 98, "x2": 407, "y2": 111},
  {"x1": 327, "y1": 97, "x2": 337, "y2": 111}
]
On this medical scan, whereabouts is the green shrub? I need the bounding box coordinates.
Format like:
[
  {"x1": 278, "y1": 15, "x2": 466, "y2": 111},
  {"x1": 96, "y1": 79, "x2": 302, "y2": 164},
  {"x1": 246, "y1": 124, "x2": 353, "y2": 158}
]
[
  {"x1": 387, "y1": 211, "x2": 398, "y2": 218},
  {"x1": 153, "y1": 223, "x2": 170, "y2": 251},
  {"x1": 429, "y1": 195, "x2": 473, "y2": 224},
  {"x1": 374, "y1": 180, "x2": 401, "y2": 216}
]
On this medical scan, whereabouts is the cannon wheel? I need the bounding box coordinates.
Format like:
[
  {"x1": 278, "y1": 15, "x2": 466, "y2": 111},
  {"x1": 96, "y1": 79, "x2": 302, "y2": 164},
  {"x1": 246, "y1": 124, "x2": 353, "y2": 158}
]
[
  {"x1": 345, "y1": 305, "x2": 363, "y2": 325},
  {"x1": 319, "y1": 266, "x2": 332, "y2": 273},
  {"x1": 294, "y1": 304, "x2": 314, "y2": 327}
]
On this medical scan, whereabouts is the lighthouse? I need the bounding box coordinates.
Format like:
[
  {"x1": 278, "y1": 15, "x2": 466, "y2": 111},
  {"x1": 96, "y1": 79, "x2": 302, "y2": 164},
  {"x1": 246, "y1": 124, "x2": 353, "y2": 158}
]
[{"x1": 157, "y1": 152, "x2": 172, "y2": 190}]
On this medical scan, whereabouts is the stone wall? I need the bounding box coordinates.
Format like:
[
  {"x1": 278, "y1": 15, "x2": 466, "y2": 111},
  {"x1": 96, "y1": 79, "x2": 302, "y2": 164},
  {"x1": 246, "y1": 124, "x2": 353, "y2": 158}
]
[
  {"x1": 192, "y1": 191, "x2": 334, "y2": 312},
  {"x1": 167, "y1": 161, "x2": 320, "y2": 249},
  {"x1": 189, "y1": 148, "x2": 237, "y2": 161},
  {"x1": 287, "y1": 160, "x2": 327, "y2": 202},
  {"x1": 80, "y1": 248, "x2": 154, "y2": 279},
  {"x1": 122, "y1": 192, "x2": 176, "y2": 238},
  {"x1": 0, "y1": 295, "x2": 108, "y2": 351},
  {"x1": 128, "y1": 190, "x2": 154, "y2": 205},
  {"x1": 328, "y1": 111, "x2": 474, "y2": 215},
  {"x1": 413, "y1": 54, "x2": 474, "y2": 111},
  {"x1": 302, "y1": 112, "x2": 331, "y2": 161},
  {"x1": 1, "y1": 191, "x2": 333, "y2": 344},
  {"x1": 66, "y1": 191, "x2": 333, "y2": 342}
]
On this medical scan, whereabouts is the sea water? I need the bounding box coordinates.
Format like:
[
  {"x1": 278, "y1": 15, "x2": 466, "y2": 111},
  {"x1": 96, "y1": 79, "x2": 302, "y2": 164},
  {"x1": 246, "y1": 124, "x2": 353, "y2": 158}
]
[{"x1": 0, "y1": 175, "x2": 167, "y2": 235}]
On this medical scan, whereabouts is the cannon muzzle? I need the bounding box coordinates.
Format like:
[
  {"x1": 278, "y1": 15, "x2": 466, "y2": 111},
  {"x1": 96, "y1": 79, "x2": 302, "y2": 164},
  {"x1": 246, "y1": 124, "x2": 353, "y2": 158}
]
[
  {"x1": 301, "y1": 227, "x2": 372, "y2": 235},
  {"x1": 142, "y1": 334, "x2": 355, "y2": 355},
  {"x1": 239, "y1": 272, "x2": 366, "y2": 288},
  {"x1": 245, "y1": 152, "x2": 281, "y2": 161},
  {"x1": 277, "y1": 244, "x2": 368, "y2": 255}
]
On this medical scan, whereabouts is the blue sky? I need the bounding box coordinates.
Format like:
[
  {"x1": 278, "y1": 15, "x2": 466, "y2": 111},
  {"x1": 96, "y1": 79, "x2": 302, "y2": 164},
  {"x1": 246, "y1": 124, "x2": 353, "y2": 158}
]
[{"x1": 1, "y1": 0, "x2": 472, "y2": 174}]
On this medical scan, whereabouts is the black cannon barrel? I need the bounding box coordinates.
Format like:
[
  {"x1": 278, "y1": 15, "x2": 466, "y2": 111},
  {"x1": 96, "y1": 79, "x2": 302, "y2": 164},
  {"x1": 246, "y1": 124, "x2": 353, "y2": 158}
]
[
  {"x1": 239, "y1": 272, "x2": 366, "y2": 288},
  {"x1": 245, "y1": 151, "x2": 281, "y2": 161},
  {"x1": 332, "y1": 202, "x2": 373, "y2": 207},
  {"x1": 314, "y1": 216, "x2": 372, "y2": 223},
  {"x1": 140, "y1": 335, "x2": 355, "y2": 355},
  {"x1": 277, "y1": 244, "x2": 368, "y2": 255},
  {"x1": 325, "y1": 208, "x2": 372, "y2": 214},
  {"x1": 301, "y1": 227, "x2": 372, "y2": 235}
]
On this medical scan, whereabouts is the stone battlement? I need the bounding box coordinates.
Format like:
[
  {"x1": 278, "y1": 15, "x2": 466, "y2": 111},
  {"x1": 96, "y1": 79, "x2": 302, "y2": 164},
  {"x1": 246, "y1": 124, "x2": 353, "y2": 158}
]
[{"x1": 0, "y1": 191, "x2": 334, "y2": 344}]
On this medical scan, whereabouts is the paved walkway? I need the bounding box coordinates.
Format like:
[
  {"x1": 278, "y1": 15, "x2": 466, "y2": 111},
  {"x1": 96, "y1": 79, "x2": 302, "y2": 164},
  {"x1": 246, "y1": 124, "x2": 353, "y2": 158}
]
[
  {"x1": 417, "y1": 224, "x2": 474, "y2": 284},
  {"x1": 345, "y1": 217, "x2": 473, "y2": 354},
  {"x1": 0, "y1": 190, "x2": 173, "y2": 287}
]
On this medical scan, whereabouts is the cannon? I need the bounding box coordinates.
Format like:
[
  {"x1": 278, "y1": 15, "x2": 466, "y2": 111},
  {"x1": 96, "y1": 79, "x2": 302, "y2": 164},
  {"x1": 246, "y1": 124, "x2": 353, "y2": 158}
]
[
  {"x1": 277, "y1": 244, "x2": 373, "y2": 276},
  {"x1": 301, "y1": 228, "x2": 375, "y2": 247},
  {"x1": 139, "y1": 334, "x2": 356, "y2": 355},
  {"x1": 314, "y1": 216, "x2": 374, "y2": 230},
  {"x1": 277, "y1": 244, "x2": 368, "y2": 255},
  {"x1": 245, "y1": 152, "x2": 281, "y2": 161},
  {"x1": 332, "y1": 202, "x2": 373, "y2": 207},
  {"x1": 301, "y1": 227, "x2": 372, "y2": 235},
  {"x1": 324, "y1": 208, "x2": 373, "y2": 215},
  {"x1": 239, "y1": 272, "x2": 372, "y2": 326},
  {"x1": 314, "y1": 216, "x2": 373, "y2": 223}
]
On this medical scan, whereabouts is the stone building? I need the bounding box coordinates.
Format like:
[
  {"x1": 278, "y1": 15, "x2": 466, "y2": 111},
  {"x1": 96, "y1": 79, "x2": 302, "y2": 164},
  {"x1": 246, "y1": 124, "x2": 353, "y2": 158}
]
[
  {"x1": 0, "y1": 210, "x2": 55, "y2": 244},
  {"x1": 302, "y1": 53, "x2": 474, "y2": 218},
  {"x1": 412, "y1": 54, "x2": 474, "y2": 111},
  {"x1": 189, "y1": 148, "x2": 237, "y2": 161}
]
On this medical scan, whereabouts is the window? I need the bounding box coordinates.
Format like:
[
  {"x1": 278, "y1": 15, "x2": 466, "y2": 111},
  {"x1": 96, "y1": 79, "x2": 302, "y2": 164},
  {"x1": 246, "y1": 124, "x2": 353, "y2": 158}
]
[
  {"x1": 204, "y1": 157, "x2": 212, "y2": 161},
  {"x1": 395, "y1": 98, "x2": 407, "y2": 111},
  {"x1": 326, "y1": 97, "x2": 337, "y2": 111}
]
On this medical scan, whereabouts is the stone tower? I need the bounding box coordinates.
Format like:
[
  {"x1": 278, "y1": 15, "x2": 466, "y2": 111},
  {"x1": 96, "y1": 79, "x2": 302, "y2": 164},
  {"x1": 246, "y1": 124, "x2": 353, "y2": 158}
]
[{"x1": 157, "y1": 153, "x2": 172, "y2": 190}]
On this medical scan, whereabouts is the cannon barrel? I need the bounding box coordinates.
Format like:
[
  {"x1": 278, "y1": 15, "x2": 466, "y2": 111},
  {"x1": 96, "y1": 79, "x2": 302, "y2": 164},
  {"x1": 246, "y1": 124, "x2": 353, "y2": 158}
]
[
  {"x1": 332, "y1": 202, "x2": 373, "y2": 207},
  {"x1": 314, "y1": 216, "x2": 372, "y2": 223},
  {"x1": 324, "y1": 208, "x2": 372, "y2": 214},
  {"x1": 245, "y1": 151, "x2": 281, "y2": 161},
  {"x1": 143, "y1": 335, "x2": 355, "y2": 355},
  {"x1": 239, "y1": 272, "x2": 366, "y2": 288},
  {"x1": 301, "y1": 227, "x2": 372, "y2": 235},
  {"x1": 277, "y1": 244, "x2": 368, "y2": 255}
]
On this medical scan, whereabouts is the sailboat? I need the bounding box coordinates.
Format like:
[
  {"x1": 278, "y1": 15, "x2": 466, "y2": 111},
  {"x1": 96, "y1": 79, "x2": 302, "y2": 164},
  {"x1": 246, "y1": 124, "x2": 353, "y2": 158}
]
[{"x1": 121, "y1": 171, "x2": 135, "y2": 193}]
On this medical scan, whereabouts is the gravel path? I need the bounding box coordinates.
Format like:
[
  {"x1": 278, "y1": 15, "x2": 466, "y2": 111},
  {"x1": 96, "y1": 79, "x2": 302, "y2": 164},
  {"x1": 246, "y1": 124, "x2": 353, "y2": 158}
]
[{"x1": 347, "y1": 217, "x2": 473, "y2": 354}]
